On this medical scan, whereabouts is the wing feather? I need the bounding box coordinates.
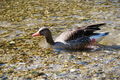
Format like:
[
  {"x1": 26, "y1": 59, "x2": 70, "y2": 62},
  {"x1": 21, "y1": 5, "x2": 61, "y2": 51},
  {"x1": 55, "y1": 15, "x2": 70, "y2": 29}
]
[{"x1": 65, "y1": 23, "x2": 106, "y2": 41}]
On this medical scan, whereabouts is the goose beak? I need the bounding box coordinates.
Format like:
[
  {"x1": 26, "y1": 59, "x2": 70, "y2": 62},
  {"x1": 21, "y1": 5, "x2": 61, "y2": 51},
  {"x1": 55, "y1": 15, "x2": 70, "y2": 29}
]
[{"x1": 32, "y1": 32, "x2": 40, "y2": 37}]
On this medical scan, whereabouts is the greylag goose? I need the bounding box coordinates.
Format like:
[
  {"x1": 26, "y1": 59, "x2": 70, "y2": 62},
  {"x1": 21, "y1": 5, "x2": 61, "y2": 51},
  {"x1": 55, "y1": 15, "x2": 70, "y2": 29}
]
[{"x1": 32, "y1": 23, "x2": 109, "y2": 50}]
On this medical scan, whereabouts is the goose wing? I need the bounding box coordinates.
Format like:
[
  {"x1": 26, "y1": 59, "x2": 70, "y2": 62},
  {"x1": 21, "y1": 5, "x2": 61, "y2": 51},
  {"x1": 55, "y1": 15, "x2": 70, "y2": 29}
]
[{"x1": 55, "y1": 23, "x2": 106, "y2": 42}]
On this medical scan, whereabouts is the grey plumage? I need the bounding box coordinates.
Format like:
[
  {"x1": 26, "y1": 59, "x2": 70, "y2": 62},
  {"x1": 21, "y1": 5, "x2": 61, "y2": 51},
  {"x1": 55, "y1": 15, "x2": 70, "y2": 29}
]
[{"x1": 32, "y1": 23, "x2": 109, "y2": 50}]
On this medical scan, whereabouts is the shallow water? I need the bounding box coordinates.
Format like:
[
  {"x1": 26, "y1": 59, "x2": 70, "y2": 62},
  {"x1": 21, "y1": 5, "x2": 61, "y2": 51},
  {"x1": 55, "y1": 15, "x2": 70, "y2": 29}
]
[{"x1": 0, "y1": 0, "x2": 120, "y2": 80}]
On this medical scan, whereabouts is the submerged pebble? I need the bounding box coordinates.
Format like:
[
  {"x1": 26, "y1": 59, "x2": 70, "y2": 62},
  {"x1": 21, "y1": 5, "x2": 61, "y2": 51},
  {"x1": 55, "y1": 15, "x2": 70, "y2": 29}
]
[{"x1": 9, "y1": 41, "x2": 15, "y2": 45}]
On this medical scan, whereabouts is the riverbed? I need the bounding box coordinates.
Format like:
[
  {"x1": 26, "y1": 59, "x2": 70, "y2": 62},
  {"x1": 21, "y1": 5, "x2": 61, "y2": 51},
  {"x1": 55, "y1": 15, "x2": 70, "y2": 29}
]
[{"x1": 0, "y1": 0, "x2": 120, "y2": 80}]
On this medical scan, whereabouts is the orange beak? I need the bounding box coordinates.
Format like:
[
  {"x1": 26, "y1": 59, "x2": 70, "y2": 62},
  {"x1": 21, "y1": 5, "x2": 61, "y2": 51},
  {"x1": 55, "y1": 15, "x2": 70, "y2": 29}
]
[{"x1": 32, "y1": 32, "x2": 40, "y2": 37}]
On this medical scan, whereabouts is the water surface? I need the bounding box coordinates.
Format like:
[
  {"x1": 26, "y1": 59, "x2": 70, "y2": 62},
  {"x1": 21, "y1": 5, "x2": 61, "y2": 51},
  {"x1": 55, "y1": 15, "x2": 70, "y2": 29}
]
[{"x1": 0, "y1": 0, "x2": 120, "y2": 80}]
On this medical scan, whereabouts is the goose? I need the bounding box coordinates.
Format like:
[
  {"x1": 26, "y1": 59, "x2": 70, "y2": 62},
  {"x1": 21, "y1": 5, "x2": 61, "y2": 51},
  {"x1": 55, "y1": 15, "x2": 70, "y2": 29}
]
[{"x1": 32, "y1": 23, "x2": 109, "y2": 50}]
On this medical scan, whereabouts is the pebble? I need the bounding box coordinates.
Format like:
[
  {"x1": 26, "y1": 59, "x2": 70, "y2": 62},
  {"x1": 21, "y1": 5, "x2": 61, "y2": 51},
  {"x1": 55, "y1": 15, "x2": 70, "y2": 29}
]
[
  {"x1": 9, "y1": 41, "x2": 15, "y2": 45},
  {"x1": 70, "y1": 69, "x2": 76, "y2": 72}
]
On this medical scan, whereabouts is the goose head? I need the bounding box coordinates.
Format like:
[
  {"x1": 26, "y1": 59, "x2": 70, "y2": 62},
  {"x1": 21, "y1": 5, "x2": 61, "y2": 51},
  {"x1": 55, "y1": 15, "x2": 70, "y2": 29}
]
[
  {"x1": 32, "y1": 27, "x2": 54, "y2": 45},
  {"x1": 32, "y1": 27, "x2": 50, "y2": 37}
]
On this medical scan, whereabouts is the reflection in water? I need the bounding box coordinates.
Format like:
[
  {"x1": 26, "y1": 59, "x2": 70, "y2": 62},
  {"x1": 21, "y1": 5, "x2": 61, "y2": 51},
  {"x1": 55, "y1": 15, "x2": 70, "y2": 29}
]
[{"x1": 98, "y1": 45, "x2": 120, "y2": 51}]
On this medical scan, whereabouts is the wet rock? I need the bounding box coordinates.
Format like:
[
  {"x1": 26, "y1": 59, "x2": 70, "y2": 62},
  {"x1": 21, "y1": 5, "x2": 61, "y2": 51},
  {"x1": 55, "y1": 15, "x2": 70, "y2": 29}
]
[
  {"x1": 69, "y1": 69, "x2": 80, "y2": 73},
  {"x1": 9, "y1": 41, "x2": 15, "y2": 45}
]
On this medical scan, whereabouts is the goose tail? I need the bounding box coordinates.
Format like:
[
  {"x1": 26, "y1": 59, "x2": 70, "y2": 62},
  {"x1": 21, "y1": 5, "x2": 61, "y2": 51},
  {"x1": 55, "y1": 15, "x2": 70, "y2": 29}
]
[{"x1": 90, "y1": 32, "x2": 109, "y2": 42}]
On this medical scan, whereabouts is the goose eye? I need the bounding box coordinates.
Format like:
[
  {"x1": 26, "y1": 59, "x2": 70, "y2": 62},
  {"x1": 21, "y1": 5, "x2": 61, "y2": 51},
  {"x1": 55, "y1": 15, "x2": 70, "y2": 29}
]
[
  {"x1": 39, "y1": 30, "x2": 45, "y2": 35},
  {"x1": 39, "y1": 31, "x2": 43, "y2": 35}
]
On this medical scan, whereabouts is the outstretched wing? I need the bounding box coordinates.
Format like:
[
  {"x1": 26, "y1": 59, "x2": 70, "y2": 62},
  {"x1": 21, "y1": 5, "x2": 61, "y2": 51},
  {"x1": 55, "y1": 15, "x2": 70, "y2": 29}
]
[{"x1": 64, "y1": 23, "x2": 106, "y2": 41}]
